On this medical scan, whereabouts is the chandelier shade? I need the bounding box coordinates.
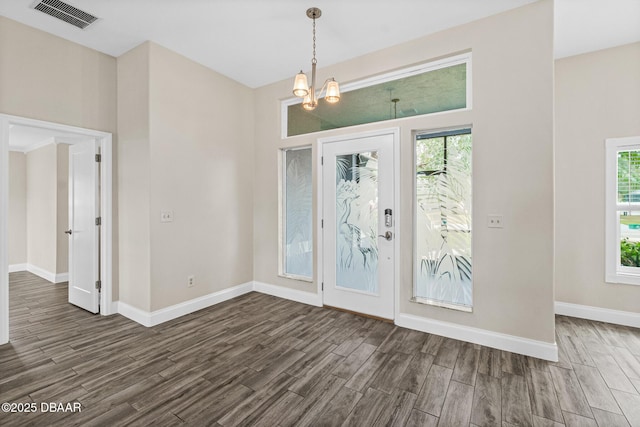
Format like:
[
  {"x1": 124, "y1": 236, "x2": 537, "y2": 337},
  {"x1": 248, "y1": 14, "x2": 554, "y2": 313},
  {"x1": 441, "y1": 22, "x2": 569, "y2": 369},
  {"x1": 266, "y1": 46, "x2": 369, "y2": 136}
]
[
  {"x1": 325, "y1": 79, "x2": 340, "y2": 103},
  {"x1": 293, "y1": 71, "x2": 309, "y2": 97}
]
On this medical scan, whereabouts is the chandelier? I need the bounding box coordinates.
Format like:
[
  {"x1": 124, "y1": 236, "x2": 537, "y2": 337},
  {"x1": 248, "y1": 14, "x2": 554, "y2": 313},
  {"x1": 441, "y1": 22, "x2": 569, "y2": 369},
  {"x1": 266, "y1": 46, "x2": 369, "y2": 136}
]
[{"x1": 292, "y1": 7, "x2": 340, "y2": 111}]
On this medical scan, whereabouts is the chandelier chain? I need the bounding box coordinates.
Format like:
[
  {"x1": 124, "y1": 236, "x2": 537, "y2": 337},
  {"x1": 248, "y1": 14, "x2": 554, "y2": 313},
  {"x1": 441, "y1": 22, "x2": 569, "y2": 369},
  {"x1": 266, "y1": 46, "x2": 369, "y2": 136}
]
[{"x1": 312, "y1": 16, "x2": 317, "y2": 64}]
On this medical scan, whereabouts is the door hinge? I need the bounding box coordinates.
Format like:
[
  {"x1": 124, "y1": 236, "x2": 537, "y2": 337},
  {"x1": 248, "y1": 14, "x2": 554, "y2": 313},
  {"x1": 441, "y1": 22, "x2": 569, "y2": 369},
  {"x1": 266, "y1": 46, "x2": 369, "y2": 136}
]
[
  {"x1": 321, "y1": 219, "x2": 324, "y2": 228},
  {"x1": 321, "y1": 282, "x2": 324, "y2": 291},
  {"x1": 95, "y1": 217, "x2": 101, "y2": 226},
  {"x1": 321, "y1": 156, "x2": 323, "y2": 165},
  {"x1": 95, "y1": 154, "x2": 102, "y2": 162},
  {"x1": 95, "y1": 280, "x2": 101, "y2": 290}
]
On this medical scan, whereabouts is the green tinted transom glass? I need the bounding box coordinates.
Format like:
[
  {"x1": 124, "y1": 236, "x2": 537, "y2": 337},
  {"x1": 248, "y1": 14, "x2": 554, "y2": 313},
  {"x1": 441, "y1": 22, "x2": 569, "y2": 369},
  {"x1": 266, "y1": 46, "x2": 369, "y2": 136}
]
[{"x1": 285, "y1": 56, "x2": 469, "y2": 137}]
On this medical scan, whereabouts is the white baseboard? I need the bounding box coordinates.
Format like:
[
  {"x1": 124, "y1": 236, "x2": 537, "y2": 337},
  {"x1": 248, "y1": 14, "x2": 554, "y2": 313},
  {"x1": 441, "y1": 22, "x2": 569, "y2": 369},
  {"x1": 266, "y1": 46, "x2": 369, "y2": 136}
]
[
  {"x1": 25, "y1": 264, "x2": 68, "y2": 284},
  {"x1": 25, "y1": 264, "x2": 69, "y2": 283},
  {"x1": 8, "y1": 263, "x2": 27, "y2": 273},
  {"x1": 27, "y1": 264, "x2": 55, "y2": 283},
  {"x1": 116, "y1": 301, "x2": 152, "y2": 327},
  {"x1": 555, "y1": 301, "x2": 640, "y2": 328},
  {"x1": 253, "y1": 281, "x2": 323, "y2": 307},
  {"x1": 21, "y1": 264, "x2": 69, "y2": 283},
  {"x1": 117, "y1": 282, "x2": 254, "y2": 327},
  {"x1": 395, "y1": 313, "x2": 559, "y2": 361},
  {"x1": 116, "y1": 281, "x2": 321, "y2": 328},
  {"x1": 55, "y1": 272, "x2": 69, "y2": 283}
]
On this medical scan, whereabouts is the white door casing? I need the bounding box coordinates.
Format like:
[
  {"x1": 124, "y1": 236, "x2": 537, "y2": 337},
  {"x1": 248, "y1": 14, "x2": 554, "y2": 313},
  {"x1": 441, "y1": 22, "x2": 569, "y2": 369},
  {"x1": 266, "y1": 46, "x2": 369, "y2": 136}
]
[
  {"x1": 0, "y1": 114, "x2": 113, "y2": 344},
  {"x1": 320, "y1": 129, "x2": 398, "y2": 320},
  {"x1": 68, "y1": 140, "x2": 100, "y2": 313},
  {"x1": 1, "y1": 115, "x2": 114, "y2": 343}
]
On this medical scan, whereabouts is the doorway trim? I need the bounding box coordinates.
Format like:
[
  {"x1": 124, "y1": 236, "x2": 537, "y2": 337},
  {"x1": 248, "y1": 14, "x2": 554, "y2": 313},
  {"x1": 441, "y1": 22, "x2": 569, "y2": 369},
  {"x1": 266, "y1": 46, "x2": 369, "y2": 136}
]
[
  {"x1": 0, "y1": 114, "x2": 114, "y2": 344},
  {"x1": 316, "y1": 127, "x2": 401, "y2": 320}
]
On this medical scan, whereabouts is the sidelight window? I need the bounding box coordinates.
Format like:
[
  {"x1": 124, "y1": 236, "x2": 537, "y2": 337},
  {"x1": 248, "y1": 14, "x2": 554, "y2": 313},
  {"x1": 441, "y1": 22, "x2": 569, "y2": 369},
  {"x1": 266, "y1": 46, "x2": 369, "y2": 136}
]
[
  {"x1": 414, "y1": 129, "x2": 472, "y2": 311},
  {"x1": 280, "y1": 147, "x2": 313, "y2": 280}
]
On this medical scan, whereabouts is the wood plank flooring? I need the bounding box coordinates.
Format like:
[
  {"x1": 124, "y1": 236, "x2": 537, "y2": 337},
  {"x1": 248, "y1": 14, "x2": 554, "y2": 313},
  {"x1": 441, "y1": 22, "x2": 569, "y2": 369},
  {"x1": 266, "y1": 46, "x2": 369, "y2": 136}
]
[{"x1": 1, "y1": 271, "x2": 639, "y2": 426}]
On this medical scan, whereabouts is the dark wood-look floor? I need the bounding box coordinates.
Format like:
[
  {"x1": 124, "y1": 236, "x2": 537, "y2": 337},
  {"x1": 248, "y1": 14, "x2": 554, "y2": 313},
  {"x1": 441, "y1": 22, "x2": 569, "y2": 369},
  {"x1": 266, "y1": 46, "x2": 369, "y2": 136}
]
[{"x1": 1, "y1": 272, "x2": 639, "y2": 426}]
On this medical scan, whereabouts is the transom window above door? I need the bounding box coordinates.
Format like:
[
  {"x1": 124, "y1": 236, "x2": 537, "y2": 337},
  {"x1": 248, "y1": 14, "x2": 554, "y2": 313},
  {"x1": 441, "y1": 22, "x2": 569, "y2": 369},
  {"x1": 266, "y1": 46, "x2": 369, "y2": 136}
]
[{"x1": 282, "y1": 53, "x2": 472, "y2": 138}]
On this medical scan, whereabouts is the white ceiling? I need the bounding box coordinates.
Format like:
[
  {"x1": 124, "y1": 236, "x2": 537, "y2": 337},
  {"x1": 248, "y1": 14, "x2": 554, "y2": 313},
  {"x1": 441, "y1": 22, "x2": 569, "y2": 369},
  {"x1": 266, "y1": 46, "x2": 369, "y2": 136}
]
[{"x1": 1, "y1": 0, "x2": 638, "y2": 89}]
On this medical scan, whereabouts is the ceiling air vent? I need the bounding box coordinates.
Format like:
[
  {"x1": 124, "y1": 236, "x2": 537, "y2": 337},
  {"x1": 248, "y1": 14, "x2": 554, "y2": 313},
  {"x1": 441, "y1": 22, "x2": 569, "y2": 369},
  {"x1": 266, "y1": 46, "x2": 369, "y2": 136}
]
[{"x1": 32, "y1": 0, "x2": 98, "y2": 29}]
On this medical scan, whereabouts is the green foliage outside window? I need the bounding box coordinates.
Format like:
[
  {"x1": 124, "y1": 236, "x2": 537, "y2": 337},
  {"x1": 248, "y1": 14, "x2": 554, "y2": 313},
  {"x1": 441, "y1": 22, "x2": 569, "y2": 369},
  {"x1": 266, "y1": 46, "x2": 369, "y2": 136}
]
[{"x1": 620, "y1": 237, "x2": 640, "y2": 267}]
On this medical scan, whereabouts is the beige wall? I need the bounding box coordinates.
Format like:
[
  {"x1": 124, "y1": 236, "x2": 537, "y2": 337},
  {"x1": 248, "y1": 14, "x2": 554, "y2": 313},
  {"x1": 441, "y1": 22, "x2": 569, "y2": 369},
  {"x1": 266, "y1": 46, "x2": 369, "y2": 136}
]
[
  {"x1": 8, "y1": 151, "x2": 26, "y2": 265},
  {"x1": 148, "y1": 43, "x2": 254, "y2": 311},
  {"x1": 117, "y1": 43, "x2": 152, "y2": 311},
  {"x1": 26, "y1": 143, "x2": 57, "y2": 273},
  {"x1": 0, "y1": 17, "x2": 117, "y2": 131},
  {"x1": 555, "y1": 42, "x2": 640, "y2": 313},
  {"x1": 253, "y1": 0, "x2": 555, "y2": 343},
  {"x1": 24, "y1": 142, "x2": 69, "y2": 275},
  {"x1": 118, "y1": 42, "x2": 254, "y2": 311},
  {"x1": 0, "y1": 16, "x2": 117, "y2": 295},
  {"x1": 9, "y1": 144, "x2": 69, "y2": 274},
  {"x1": 56, "y1": 143, "x2": 69, "y2": 273}
]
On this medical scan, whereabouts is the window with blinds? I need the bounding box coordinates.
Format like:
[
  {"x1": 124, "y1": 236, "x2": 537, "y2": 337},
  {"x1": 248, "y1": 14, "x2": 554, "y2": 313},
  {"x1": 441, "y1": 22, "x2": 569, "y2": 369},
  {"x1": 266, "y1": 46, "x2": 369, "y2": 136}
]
[
  {"x1": 617, "y1": 150, "x2": 640, "y2": 203},
  {"x1": 606, "y1": 137, "x2": 640, "y2": 286}
]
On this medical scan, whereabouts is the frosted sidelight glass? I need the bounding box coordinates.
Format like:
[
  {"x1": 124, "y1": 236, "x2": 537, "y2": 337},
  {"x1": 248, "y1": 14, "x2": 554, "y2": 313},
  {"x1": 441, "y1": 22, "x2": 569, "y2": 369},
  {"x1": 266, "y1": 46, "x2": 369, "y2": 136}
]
[
  {"x1": 283, "y1": 148, "x2": 313, "y2": 278},
  {"x1": 335, "y1": 152, "x2": 379, "y2": 293},
  {"x1": 415, "y1": 130, "x2": 472, "y2": 310}
]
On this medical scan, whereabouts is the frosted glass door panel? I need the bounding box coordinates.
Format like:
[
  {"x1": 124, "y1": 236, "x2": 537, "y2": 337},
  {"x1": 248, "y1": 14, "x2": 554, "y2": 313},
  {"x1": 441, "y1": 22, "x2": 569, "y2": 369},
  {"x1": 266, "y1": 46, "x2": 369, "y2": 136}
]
[
  {"x1": 322, "y1": 130, "x2": 396, "y2": 320},
  {"x1": 335, "y1": 152, "x2": 379, "y2": 293}
]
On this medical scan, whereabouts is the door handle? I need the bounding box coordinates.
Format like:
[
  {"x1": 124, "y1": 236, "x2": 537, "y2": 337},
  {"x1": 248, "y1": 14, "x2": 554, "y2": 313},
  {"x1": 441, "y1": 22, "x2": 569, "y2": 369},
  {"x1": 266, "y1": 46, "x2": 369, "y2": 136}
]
[
  {"x1": 378, "y1": 231, "x2": 392, "y2": 241},
  {"x1": 65, "y1": 229, "x2": 72, "y2": 235}
]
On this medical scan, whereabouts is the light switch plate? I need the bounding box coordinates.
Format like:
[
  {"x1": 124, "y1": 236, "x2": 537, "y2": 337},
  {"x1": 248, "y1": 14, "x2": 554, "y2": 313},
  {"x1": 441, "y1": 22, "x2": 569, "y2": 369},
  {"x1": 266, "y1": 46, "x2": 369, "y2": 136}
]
[
  {"x1": 488, "y1": 214, "x2": 504, "y2": 228},
  {"x1": 161, "y1": 211, "x2": 174, "y2": 223}
]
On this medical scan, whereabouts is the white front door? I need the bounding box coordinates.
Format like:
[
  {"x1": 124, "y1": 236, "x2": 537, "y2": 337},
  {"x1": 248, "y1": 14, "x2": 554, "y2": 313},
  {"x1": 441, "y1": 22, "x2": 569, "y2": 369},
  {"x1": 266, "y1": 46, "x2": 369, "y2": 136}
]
[
  {"x1": 68, "y1": 140, "x2": 100, "y2": 313},
  {"x1": 321, "y1": 130, "x2": 397, "y2": 319}
]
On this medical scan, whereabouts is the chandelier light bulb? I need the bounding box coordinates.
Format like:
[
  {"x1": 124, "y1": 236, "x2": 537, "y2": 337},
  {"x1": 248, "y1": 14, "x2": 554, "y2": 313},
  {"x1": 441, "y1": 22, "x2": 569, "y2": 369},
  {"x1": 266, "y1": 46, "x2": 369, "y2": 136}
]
[{"x1": 302, "y1": 93, "x2": 316, "y2": 110}]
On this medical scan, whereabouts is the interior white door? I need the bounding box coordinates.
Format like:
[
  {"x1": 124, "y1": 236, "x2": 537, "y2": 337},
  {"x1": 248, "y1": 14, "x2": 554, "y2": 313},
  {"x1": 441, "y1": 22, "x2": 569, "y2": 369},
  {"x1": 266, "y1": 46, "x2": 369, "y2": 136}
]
[
  {"x1": 68, "y1": 140, "x2": 100, "y2": 314},
  {"x1": 322, "y1": 131, "x2": 396, "y2": 319}
]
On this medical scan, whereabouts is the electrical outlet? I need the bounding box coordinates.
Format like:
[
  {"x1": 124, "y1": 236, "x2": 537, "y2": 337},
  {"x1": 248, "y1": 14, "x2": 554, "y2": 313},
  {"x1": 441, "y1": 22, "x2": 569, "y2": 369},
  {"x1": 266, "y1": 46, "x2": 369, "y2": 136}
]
[
  {"x1": 488, "y1": 214, "x2": 504, "y2": 228},
  {"x1": 161, "y1": 211, "x2": 174, "y2": 223},
  {"x1": 187, "y1": 275, "x2": 195, "y2": 288}
]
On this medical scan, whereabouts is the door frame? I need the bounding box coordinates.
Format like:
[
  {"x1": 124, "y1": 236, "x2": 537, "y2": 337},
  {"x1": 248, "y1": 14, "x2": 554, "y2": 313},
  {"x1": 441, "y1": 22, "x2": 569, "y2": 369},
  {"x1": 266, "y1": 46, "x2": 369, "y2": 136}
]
[
  {"x1": 0, "y1": 114, "x2": 114, "y2": 344},
  {"x1": 316, "y1": 127, "x2": 401, "y2": 320}
]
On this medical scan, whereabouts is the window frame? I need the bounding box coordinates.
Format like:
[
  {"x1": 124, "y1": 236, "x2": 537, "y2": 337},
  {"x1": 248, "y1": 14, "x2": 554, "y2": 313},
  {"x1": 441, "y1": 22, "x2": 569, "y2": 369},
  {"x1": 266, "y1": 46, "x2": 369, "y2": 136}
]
[
  {"x1": 281, "y1": 52, "x2": 472, "y2": 139},
  {"x1": 279, "y1": 145, "x2": 314, "y2": 282},
  {"x1": 413, "y1": 127, "x2": 473, "y2": 311},
  {"x1": 605, "y1": 136, "x2": 640, "y2": 286}
]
